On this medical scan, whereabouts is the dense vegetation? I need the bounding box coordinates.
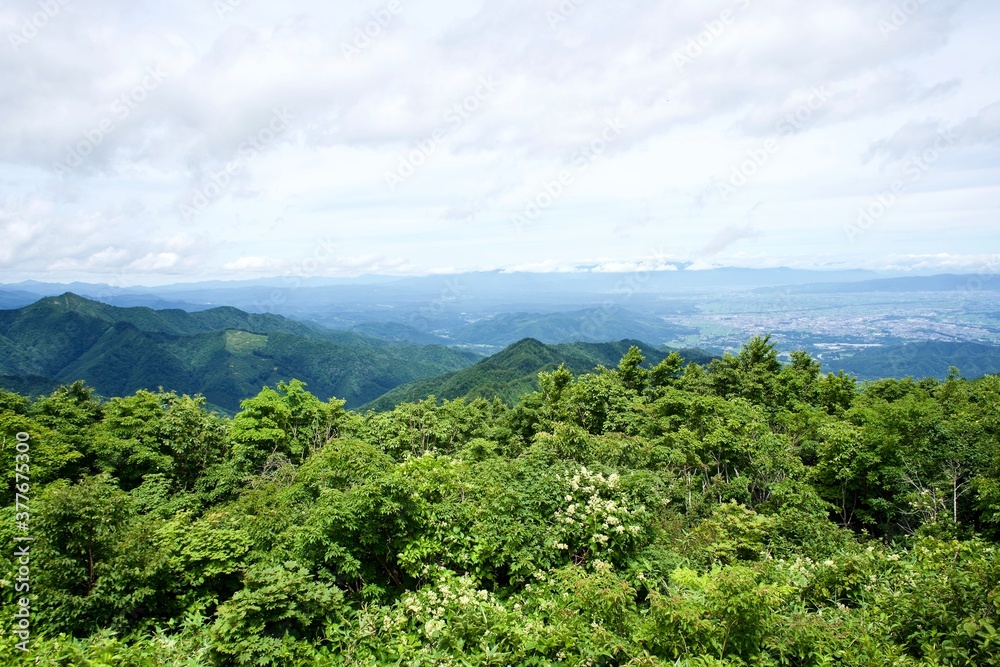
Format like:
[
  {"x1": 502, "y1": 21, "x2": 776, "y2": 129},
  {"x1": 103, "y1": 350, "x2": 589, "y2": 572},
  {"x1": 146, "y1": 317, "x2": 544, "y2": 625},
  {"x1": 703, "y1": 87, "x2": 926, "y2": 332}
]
[
  {"x1": 0, "y1": 294, "x2": 479, "y2": 411},
  {"x1": 364, "y1": 338, "x2": 715, "y2": 411},
  {"x1": 2, "y1": 335, "x2": 1000, "y2": 665}
]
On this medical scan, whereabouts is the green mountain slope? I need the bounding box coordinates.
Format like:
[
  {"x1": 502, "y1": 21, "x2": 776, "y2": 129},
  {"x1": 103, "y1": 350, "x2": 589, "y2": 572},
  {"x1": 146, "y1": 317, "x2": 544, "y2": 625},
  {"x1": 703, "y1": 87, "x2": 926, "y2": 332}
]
[
  {"x1": 56, "y1": 322, "x2": 198, "y2": 399},
  {"x1": 0, "y1": 292, "x2": 342, "y2": 340},
  {"x1": 363, "y1": 337, "x2": 715, "y2": 410},
  {"x1": 450, "y1": 307, "x2": 699, "y2": 347},
  {"x1": 0, "y1": 295, "x2": 481, "y2": 411},
  {"x1": 828, "y1": 341, "x2": 1000, "y2": 380},
  {"x1": 349, "y1": 322, "x2": 453, "y2": 345}
]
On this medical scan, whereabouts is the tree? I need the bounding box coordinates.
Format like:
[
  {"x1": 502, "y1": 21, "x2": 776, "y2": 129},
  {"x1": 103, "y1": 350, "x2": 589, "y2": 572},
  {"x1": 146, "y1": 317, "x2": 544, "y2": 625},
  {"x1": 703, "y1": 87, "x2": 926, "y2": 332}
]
[
  {"x1": 650, "y1": 351, "x2": 684, "y2": 389},
  {"x1": 31, "y1": 473, "x2": 134, "y2": 634},
  {"x1": 709, "y1": 335, "x2": 781, "y2": 406},
  {"x1": 231, "y1": 380, "x2": 345, "y2": 474},
  {"x1": 616, "y1": 346, "x2": 649, "y2": 393},
  {"x1": 89, "y1": 390, "x2": 229, "y2": 491}
]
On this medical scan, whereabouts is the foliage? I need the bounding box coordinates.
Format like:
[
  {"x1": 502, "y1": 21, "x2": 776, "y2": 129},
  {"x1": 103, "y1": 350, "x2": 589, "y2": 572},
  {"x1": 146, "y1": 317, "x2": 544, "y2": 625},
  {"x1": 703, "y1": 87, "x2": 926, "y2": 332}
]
[{"x1": 2, "y1": 338, "x2": 1000, "y2": 665}]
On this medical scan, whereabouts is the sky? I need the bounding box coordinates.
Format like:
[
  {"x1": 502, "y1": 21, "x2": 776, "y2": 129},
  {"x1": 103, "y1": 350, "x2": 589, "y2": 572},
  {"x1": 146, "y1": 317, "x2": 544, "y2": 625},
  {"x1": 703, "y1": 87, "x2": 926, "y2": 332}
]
[{"x1": 0, "y1": 0, "x2": 998, "y2": 286}]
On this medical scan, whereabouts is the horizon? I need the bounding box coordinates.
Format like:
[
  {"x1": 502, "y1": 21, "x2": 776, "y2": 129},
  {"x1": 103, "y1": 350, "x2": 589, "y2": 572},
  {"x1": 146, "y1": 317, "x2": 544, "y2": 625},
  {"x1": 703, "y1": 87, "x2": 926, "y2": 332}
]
[{"x1": 0, "y1": 263, "x2": 996, "y2": 290}]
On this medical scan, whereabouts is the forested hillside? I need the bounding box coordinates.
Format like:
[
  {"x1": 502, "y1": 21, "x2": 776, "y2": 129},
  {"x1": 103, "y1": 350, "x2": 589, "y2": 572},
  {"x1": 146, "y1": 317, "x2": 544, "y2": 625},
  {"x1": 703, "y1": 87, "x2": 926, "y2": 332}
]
[
  {"x1": 2, "y1": 335, "x2": 999, "y2": 665},
  {"x1": 0, "y1": 294, "x2": 480, "y2": 411},
  {"x1": 442, "y1": 308, "x2": 699, "y2": 347},
  {"x1": 830, "y1": 341, "x2": 1000, "y2": 381},
  {"x1": 365, "y1": 338, "x2": 715, "y2": 411}
]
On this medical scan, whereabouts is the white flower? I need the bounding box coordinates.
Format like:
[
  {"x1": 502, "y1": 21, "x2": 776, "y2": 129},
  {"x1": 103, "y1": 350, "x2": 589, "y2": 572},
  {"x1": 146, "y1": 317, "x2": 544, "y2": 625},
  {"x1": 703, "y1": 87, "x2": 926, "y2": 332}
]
[{"x1": 423, "y1": 619, "x2": 445, "y2": 636}]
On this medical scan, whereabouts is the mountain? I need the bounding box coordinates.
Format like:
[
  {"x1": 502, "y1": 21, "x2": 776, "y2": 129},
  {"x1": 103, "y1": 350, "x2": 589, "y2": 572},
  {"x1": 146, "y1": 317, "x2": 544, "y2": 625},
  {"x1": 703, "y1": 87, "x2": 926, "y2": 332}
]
[
  {"x1": 826, "y1": 341, "x2": 1000, "y2": 380},
  {"x1": 763, "y1": 274, "x2": 1000, "y2": 294},
  {"x1": 0, "y1": 268, "x2": 891, "y2": 324},
  {"x1": 0, "y1": 288, "x2": 46, "y2": 310},
  {"x1": 363, "y1": 338, "x2": 716, "y2": 411},
  {"x1": 349, "y1": 322, "x2": 453, "y2": 345},
  {"x1": 0, "y1": 294, "x2": 481, "y2": 411},
  {"x1": 0, "y1": 375, "x2": 61, "y2": 397},
  {"x1": 449, "y1": 307, "x2": 698, "y2": 348}
]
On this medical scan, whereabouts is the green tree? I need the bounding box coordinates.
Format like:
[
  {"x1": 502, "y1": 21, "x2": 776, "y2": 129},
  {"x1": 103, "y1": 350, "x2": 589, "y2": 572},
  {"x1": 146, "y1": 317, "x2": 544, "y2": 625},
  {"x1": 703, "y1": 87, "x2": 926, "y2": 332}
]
[
  {"x1": 33, "y1": 473, "x2": 133, "y2": 633},
  {"x1": 709, "y1": 335, "x2": 781, "y2": 406},
  {"x1": 231, "y1": 380, "x2": 345, "y2": 474},
  {"x1": 617, "y1": 345, "x2": 650, "y2": 393}
]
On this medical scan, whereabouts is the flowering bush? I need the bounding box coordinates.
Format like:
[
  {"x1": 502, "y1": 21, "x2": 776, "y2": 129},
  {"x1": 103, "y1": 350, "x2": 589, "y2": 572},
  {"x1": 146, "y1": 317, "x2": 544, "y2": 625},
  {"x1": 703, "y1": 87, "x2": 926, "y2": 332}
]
[{"x1": 550, "y1": 465, "x2": 650, "y2": 567}]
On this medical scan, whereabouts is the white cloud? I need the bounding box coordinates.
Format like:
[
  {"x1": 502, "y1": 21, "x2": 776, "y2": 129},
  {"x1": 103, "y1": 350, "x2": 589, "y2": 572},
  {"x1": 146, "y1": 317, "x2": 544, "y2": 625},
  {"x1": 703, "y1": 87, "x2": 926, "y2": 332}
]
[
  {"x1": 0, "y1": 0, "x2": 996, "y2": 283},
  {"x1": 127, "y1": 252, "x2": 180, "y2": 271},
  {"x1": 223, "y1": 256, "x2": 281, "y2": 271}
]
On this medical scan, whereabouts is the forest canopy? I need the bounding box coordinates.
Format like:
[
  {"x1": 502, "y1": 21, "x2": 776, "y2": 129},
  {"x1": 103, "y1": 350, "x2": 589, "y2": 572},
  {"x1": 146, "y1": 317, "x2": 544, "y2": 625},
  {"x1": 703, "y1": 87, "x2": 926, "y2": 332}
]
[{"x1": 2, "y1": 335, "x2": 999, "y2": 665}]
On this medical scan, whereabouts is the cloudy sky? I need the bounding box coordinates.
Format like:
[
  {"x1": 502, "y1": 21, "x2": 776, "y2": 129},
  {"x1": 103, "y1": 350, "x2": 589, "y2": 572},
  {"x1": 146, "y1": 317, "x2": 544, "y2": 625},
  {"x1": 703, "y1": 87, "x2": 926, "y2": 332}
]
[{"x1": 1, "y1": 0, "x2": 997, "y2": 285}]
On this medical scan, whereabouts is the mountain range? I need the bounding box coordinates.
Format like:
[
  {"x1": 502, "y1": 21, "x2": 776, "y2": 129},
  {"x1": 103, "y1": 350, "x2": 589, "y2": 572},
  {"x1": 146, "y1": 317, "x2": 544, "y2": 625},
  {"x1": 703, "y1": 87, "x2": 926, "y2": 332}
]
[
  {"x1": 2, "y1": 292, "x2": 998, "y2": 414},
  {"x1": 0, "y1": 294, "x2": 479, "y2": 411},
  {"x1": 363, "y1": 338, "x2": 715, "y2": 411},
  {"x1": 0, "y1": 268, "x2": 916, "y2": 318}
]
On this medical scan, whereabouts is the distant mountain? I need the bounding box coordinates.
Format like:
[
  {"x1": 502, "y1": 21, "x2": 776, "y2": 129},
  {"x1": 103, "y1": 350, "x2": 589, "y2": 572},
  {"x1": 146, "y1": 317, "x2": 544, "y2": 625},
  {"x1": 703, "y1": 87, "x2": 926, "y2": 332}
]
[
  {"x1": 827, "y1": 342, "x2": 1000, "y2": 380},
  {"x1": 1, "y1": 268, "x2": 891, "y2": 321},
  {"x1": 763, "y1": 274, "x2": 1000, "y2": 294},
  {"x1": 3, "y1": 269, "x2": 954, "y2": 347},
  {"x1": 363, "y1": 338, "x2": 716, "y2": 411},
  {"x1": 0, "y1": 289, "x2": 46, "y2": 310},
  {"x1": 449, "y1": 308, "x2": 698, "y2": 348},
  {"x1": 2, "y1": 268, "x2": 889, "y2": 297},
  {"x1": 89, "y1": 294, "x2": 216, "y2": 311},
  {"x1": 1, "y1": 285, "x2": 220, "y2": 312},
  {"x1": 0, "y1": 294, "x2": 481, "y2": 411},
  {"x1": 349, "y1": 322, "x2": 453, "y2": 345}
]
